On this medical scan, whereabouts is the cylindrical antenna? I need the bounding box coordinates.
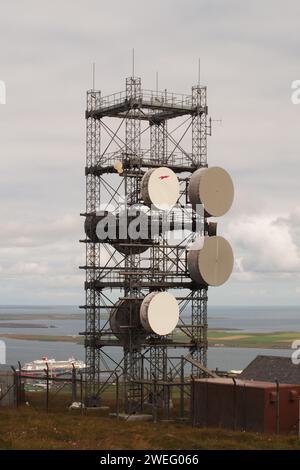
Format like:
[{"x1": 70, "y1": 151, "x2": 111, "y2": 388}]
[
  {"x1": 156, "y1": 71, "x2": 158, "y2": 94},
  {"x1": 132, "y1": 48, "x2": 135, "y2": 77},
  {"x1": 198, "y1": 58, "x2": 201, "y2": 87},
  {"x1": 92, "y1": 62, "x2": 95, "y2": 90}
]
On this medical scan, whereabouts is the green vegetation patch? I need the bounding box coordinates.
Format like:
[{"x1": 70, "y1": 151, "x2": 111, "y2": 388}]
[{"x1": 0, "y1": 407, "x2": 299, "y2": 450}]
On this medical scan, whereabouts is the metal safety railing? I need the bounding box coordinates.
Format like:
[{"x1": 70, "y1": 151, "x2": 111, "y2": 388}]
[{"x1": 95, "y1": 89, "x2": 195, "y2": 111}]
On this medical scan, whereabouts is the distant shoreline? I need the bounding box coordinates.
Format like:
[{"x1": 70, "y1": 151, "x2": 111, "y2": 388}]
[
  {"x1": 0, "y1": 323, "x2": 50, "y2": 329},
  {"x1": 0, "y1": 314, "x2": 84, "y2": 321},
  {"x1": 0, "y1": 329, "x2": 299, "y2": 349}
]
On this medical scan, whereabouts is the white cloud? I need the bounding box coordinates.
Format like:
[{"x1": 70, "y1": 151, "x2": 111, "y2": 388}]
[
  {"x1": 0, "y1": 0, "x2": 300, "y2": 304},
  {"x1": 12, "y1": 262, "x2": 49, "y2": 275},
  {"x1": 226, "y1": 210, "x2": 300, "y2": 276}
]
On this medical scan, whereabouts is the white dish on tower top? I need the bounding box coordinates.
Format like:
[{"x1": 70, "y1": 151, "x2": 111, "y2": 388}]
[
  {"x1": 140, "y1": 291, "x2": 179, "y2": 336},
  {"x1": 141, "y1": 167, "x2": 180, "y2": 210}
]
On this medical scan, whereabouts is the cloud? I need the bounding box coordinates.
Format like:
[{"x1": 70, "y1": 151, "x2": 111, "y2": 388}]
[
  {"x1": 0, "y1": 214, "x2": 81, "y2": 248},
  {"x1": 12, "y1": 262, "x2": 49, "y2": 275},
  {"x1": 225, "y1": 209, "x2": 300, "y2": 275},
  {"x1": 0, "y1": 0, "x2": 300, "y2": 304}
]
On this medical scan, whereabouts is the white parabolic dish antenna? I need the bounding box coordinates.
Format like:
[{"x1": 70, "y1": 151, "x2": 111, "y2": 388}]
[
  {"x1": 187, "y1": 235, "x2": 234, "y2": 286},
  {"x1": 188, "y1": 166, "x2": 234, "y2": 217},
  {"x1": 140, "y1": 291, "x2": 179, "y2": 336},
  {"x1": 141, "y1": 167, "x2": 180, "y2": 210}
]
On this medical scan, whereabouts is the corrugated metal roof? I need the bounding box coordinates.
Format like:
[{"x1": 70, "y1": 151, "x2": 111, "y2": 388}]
[
  {"x1": 240, "y1": 355, "x2": 300, "y2": 385},
  {"x1": 192, "y1": 377, "x2": 298, "y2": 389}
]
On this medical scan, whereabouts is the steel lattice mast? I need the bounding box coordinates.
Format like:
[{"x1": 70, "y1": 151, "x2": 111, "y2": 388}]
[{"x1": 81, "y1": 75, "x2": 210, "y2": 413}]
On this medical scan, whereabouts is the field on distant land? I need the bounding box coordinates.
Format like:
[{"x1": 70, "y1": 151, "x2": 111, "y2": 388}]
[
  {"x1": 207, "y1": 330, "x2": 300, "y2": 348},
  {"x1": 1, "y1": 330, "x2": 298, "y2": 349}
]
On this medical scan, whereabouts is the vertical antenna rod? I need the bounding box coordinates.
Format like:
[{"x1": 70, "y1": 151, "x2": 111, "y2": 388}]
[
  {"x1": 92, "y1": 62, "x2": 95, "y2": 90},
  {"x1": 198, "y1": 58, "x2": 201, "y2": 87},
  {"x1": 132, "y1": 48, "x2": 135, "y2": 77},
  {"x1": 156, "y1": 71, "x2": 158, "y2": 94}
]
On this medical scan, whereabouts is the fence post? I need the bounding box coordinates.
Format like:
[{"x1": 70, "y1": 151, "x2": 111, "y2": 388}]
[
  {"x1": 44, "y1": 363, "x2": 49, "y2": 413},
  {"x1": 232, "y1": 377, "x2": 237, "y2": 431},
  {"x1": 11, "y1": 366, "x2": 18, "y2": 408},
  {"x1": 298, "y1": 395, "x2": 300, "y2": 437},
  {"x1": 276, "y1": 380, "x2": 280, "y2": 434},
  {"x1": 140, "y1": 355, "x2": 144, "y2": 413},
  {"x1": 114, "y1": 372, "x2": 119, "y2": 419},
  {"x1": 190, "y1": 375, "x2": 194, "y2": 426},
  {"x1": 79, "y1": 371, "x2": 84, "y2": 415},
  {"x1": 71, "y1": 364, "x2": 77, "y2": 402},
  {"x1": 153, "y1": 374, "x2": 158, "y2": 423},
  {"x1": 180, "y1": 355, "x2": 184, "y2": 418},
  {"x1": 17, "y1": 361, "x2": 22, "y2": 406}
]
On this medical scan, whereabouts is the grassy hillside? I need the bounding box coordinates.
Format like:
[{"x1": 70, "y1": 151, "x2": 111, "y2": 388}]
[{"x1": 0, "y1": 407, "x2": 300, "y2": 450}]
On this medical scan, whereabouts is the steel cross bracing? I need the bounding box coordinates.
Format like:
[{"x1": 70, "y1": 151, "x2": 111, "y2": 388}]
[
  {"x1": 85, "y1": 90, "x2": 101, "y2": 405},
  {"x1": 123, "y1": 77, "x2": 143, "y2": 413},
  {"x1": 82, "y1": 76, "x2": 210, "y2": 414}
]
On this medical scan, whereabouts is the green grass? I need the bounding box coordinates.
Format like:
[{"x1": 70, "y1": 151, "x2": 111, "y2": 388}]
[
  {"x1": 0, "y1": 334, "x2": 84, "y2": 343},
  {"x1": 207, "y1": 330, "x2": 300, "y2": 349},
  {"x1": 0, "y1": 406, "x2": 299, "y2": 450}
]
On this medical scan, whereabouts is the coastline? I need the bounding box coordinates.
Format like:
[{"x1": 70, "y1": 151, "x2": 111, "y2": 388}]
[{"x1": 0, "y1": 329, "x2": 299, "y2": 349}]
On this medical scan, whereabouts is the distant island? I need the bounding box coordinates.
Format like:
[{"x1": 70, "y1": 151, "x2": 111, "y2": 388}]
[{"x1": 0, "y1": 329, "x2": 299, "y2": 349}]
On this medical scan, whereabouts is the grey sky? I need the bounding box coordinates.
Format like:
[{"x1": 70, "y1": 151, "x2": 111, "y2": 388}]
[{"x1": 0, "y1": 0, "x2": 300, "y2": 305}]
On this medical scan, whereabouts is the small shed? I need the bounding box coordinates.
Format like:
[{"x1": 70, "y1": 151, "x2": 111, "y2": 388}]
[{"x1": 191, "y1": 377, "x2": 300, "y2": 434}]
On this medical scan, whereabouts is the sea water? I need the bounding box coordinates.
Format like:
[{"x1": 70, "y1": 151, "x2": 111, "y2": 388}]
[{"x1": 0, "y1": 305, "x2": 298, "y2": 370}]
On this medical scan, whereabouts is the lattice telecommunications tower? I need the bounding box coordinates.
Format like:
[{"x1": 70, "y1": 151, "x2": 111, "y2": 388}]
[{"x1": 81, "y1": 73, "x2": 234, "y2": 417}]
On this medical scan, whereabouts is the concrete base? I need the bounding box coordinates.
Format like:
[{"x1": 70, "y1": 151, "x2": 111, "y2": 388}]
[
  {"x1": 175, "y1": 417, "x2": 189, "y2": 423},
  {"x1": 86, "y1": 406, "x2": 110, "y2": 411},
  {"x1": 110, "y1": 412, "x2": 153, "y2": 422}
]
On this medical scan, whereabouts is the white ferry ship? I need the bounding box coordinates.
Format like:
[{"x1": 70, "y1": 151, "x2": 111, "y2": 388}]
[{"x1": 22, "y1": 357, "x2": 86, "y2": 376}]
